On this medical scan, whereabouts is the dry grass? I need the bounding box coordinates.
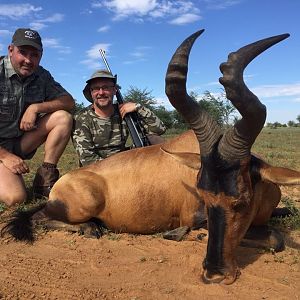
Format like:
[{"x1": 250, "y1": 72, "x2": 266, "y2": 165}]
[{"x1": 252, "y1": 127, "x2": 300, "y2": 170}]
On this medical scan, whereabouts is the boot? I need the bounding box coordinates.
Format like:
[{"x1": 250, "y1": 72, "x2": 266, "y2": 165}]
[{"x1": 33, "y1": 163, "x2": 59, "y2": 198}]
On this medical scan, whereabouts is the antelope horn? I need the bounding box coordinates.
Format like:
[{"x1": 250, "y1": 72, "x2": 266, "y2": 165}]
[
  {"x1": 165, "y1": 29, "x2": 222, "y2": 156},
  {"x1": 218, "y1": 33, "x2": 290, "y2": 160}
]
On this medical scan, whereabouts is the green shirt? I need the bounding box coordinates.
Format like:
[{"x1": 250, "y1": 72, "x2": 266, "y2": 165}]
[
  {"x1": 0, "y1": 56, "x2": 70, "y2": 138},
  {"x1": 72, "y1": 104, "x2": 166, "y2": 166}
]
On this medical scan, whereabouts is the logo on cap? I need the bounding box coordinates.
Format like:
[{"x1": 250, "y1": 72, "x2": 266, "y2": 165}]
[{"x1": 24, "y1": 30, "x2": 38, "y2": 39}]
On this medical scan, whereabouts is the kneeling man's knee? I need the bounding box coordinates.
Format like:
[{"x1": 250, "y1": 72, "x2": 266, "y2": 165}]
[
  {"x1": 53, "y1": 110, "x2": 73, "y2": 127},
  {"x1": 1, "y1": 190, "x2": 27, "y2": 207},
  {"x1": 50, "y1": 111, "x2": 73, "y2": 137}
]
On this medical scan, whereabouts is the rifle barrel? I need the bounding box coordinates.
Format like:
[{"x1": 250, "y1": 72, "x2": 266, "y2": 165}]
[{"x1": 99, "y1": 49, "x2": 149, "y2": 147}]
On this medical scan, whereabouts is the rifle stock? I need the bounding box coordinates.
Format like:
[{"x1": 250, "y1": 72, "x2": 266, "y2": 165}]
[{"x1": 99, "y1": 50, "x2": 150, "y2": 147}]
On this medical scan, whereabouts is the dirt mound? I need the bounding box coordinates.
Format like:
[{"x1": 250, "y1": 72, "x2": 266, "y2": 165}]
[{"x1": 0, "y1": 228, "x2": 299, "y2": 300}]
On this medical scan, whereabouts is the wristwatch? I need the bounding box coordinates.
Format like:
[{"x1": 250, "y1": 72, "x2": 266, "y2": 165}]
[{"x1": 135, "y1": 103, "x2": 142, "y2": 111}]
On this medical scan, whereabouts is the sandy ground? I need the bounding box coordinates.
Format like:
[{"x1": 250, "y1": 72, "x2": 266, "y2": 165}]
[
  {"x1": 0, "y1": 229, "x2": 299, "y2": 300},
  {"x1": 0, "y1": 186, "x2": 299, "y2": 300}
]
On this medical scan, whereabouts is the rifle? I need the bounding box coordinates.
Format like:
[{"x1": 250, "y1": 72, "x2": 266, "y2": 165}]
[{"x1": 99, "y1": 49, "x2": 150, "y2": 148}]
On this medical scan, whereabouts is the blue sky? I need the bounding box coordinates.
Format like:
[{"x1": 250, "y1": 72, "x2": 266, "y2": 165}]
[{"x1": 0, "y1": 0, "x2": 299, "y2": 124}]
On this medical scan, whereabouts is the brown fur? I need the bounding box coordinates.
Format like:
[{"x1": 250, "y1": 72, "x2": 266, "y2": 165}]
[
  {"x1": 48, "y1": 130, "x2": 201, "y2": 233},
  {"x1": 38, "y1": 130, "x2": 298, "y2": 240},
  {"x1": 198, "y1": 155, "x2": 289, "y2": 284}
]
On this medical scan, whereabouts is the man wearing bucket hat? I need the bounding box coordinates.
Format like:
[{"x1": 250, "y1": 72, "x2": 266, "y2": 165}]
[
  {"x1": 0, "y1": 28, "x2": 75, "y2": 206},
  {"x1": 72, "y1": 69, "x2": 166, "y2": 166}
]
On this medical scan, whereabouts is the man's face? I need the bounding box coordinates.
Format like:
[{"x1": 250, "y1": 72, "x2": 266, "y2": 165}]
[
  {"x1": 90, "y1": 78, "x2": 116, "y2": 110},
  {"x1": 8, "y1": 44, "x2": 42, "y2": 78}
]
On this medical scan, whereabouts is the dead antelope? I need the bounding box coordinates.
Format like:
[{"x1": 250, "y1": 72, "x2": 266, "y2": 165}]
[
  {"x1": 165, "y1": 29, "x2": 299, "y2": 284},
  {"x1": 2, "y1": 30, "x2": 300, "y2": 285}
]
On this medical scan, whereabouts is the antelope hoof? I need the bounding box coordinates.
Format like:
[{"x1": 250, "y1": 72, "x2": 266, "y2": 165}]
[
  {"x1": 271, "y1": 207, "x2": 294, "y2": 218},
  {"x1": 241, "y1": 225, "x2": 285, "y2": 252},
  {"x1": 79, "y1": 222, "x2": 103, "y2": 239},
  {"x1": 201, "y1": 268, "x2": 240, "y2": 285},
  {"x1": 162, "y1": 226, "x2": 190, "y2": 241}
]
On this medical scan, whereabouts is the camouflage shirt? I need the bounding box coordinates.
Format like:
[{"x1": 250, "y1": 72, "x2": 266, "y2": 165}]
[
  {"x1": 0, "y1": 56, "x2": 70, "y2": 138},
  {"x1": 72, "y1": 103, "x2": 166, "y2": 166}
]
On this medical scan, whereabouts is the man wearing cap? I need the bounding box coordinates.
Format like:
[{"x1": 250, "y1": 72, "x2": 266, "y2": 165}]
[
  {"x1": 0, "y1": 28, "x2": 75, "y2": 206},
  {"x1": 72, "y1": 70, "x2": 166, "y2": 166}
]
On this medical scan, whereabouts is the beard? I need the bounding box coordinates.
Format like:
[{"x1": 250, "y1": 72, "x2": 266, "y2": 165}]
[{"x1": 94, "y1": 97, "x2": 113, "y2": 110}]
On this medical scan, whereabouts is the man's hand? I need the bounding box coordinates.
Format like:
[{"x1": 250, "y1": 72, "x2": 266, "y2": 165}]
[
  {"x1": 118, "y1": 102, "x2": 139, "y2": 119},
  {"x1": 20, "y1": 104, "x2": 38, "y2": 131},
  {"x1": 0, "y1": 152, "x2": 29, "y2": 174}
]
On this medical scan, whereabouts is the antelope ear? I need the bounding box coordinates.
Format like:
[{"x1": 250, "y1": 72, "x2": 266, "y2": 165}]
[
  {"x1": 160, "y1": 147, "x2": 201, "y2": 170},
  {"x1": 258, "y1": 161, "x2": 300, "y2": 185}
]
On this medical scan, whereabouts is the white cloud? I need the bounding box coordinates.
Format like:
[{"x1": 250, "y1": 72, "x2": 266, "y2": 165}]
[
  {"x1": 203, "y1": 0, "x2": 242, "y2": 10},
  {"x1": 29, "y1": 13, "x2": 64, "y2": 30},
  {"x1": 151, "y1": 0, "x2": 200, "y2": 18},
  {"x1": 130, "y1": 46, "x2": 151, "y2": 58},
  {"x1": 94, "y1": 0, "x2": 156, "y2": 17},
  {"x1": 0, "y1": 3, "x2": 42, "y2": 19},
  {"x1": 293, "y1": 97, "x2": 300, "y2": 103},
  {"x1": 131, "y1": 51, "x2": 145, "y2": 58},
  {"x1": 191, "y1": 82, "x2": 300, "y2": 105},
  {"x1": 169, "y1": 13, "x2": 202, "y2": 25},
  {"x1": 204, "y1": 81, "x2": 221, "y2": 86},
  {"x1": 97, "y1": 25, "x2": 110, "y2": 32},
  {"x1": 80, "y1": 9, "x2": 93, "y2": 15},
  {"x1": 80, "y1": 59, "x2": 101, "y2": 70},
  {"x1": 0, "y1": 29, "x2": 11, "y2": 36},
  {"x1": 243, "y1": 74, "x2": 256, "y2": 80},
  {"x1": 92, "y1": 0, "x2": 202, "y2": 24},
  {"x1": 123, "y1": 59, "x2": 146, "y2": 65},
  {"x1": 29, "y1": 22, "x2": 47, "y2": 31},
  {"x1": 155, "y1": 95, "x2": 171, "y2": 108},
  {"x1": 43, "y1": 38, "x2": 60, "y2": 48},
  {"x1": 41, "y1": 13, "x2": 64, "y2": 23},
  {"x1": 43, "y1": 38, "x2": 71, "y2": 54},
  {"x1": 87, "y1": 43, "x2": 111, "y2": 59},
  {"x1": 122, "y1": 45, "x2": 152, "y2": 64},
  {"x1": 81, "y1": 43, "x2": 111, "y2": 69},
  {"x1": 252, "y1": 83, "x2": 300, "y2": 98},
  {"x1": 266, "y1": 108, "x2": 299, "y2": 124}
]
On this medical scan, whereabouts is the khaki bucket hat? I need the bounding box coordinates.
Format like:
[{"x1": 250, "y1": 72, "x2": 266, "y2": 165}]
[{"x1": 83, "y1": 70, "x2": 117, "y2": 102}]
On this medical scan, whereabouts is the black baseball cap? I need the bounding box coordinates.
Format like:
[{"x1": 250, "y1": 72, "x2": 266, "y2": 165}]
[{"x1": 12, "y1": 28, "x2": 43, "y2": 51}]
